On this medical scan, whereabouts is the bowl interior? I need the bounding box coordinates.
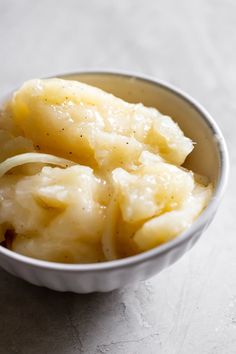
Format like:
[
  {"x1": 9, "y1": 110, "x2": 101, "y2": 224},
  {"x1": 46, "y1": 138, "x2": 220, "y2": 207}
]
[{"x1": 60, "y1": 72, "x2": 220, "y2": 185}]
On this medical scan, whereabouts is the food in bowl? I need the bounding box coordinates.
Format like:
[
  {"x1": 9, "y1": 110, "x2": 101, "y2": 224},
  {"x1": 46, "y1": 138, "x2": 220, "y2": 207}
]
[{"x1": 0, "y1": 78, "x2": 212, "y2": 263}]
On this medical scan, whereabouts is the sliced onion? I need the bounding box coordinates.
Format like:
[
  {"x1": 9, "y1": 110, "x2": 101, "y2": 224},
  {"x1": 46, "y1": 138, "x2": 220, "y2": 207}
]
[{"x1": 0, "y1": 153, "x2": 76, "y2": 178}]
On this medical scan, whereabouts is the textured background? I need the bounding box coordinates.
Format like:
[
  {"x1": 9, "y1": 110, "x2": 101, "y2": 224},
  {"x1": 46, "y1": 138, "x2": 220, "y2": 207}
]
[{"x1": 0, "y1": 1, "x2": 235, "y2": 353}]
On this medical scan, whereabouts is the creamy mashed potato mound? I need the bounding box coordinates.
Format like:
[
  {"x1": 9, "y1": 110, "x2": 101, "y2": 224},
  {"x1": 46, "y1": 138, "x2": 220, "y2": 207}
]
[{"x1": 0, "y1": 78, "x2": 212, "y2": 263}]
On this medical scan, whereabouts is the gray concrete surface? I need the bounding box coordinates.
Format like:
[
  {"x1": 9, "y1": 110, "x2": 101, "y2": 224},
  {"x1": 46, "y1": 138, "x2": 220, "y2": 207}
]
[{"x1": 0, "y1": 0, "x2": 235, "y2": 353}]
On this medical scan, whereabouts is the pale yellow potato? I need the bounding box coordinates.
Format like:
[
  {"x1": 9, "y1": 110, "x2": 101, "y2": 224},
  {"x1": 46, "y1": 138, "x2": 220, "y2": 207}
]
[
  {"x1": 134, "y1": 184, "x2": 212, "y2": 251},
  {"x1": 147, "y1": 114, "x2": 193, "y2": 165},
  {"x1": 12, "y1": 236, "x2": 105, "y2": 264},
  {"x1": 10, "y1": 78, "x2": 193, "y2": 168},
  {"x1": 0, "y1": 78, "x2": 212, "y2": 263},
  {"x1": 0, "y1": 165, "x2": 107, "y2": 263},
  {"x1": 112, "y1": 162, "x2": 195, "y2": 223}
]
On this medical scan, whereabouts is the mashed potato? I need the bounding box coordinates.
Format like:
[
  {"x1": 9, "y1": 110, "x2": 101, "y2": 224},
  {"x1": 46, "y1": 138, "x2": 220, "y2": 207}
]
[{"x1": 0, "y1": 78, "x2": 212, "y2": 263}]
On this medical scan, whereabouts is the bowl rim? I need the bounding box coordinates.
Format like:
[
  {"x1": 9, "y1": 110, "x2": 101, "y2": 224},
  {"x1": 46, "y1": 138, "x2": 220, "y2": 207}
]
[{"x1": 0, "y1": 70, "x2": 229, "y2": 272}]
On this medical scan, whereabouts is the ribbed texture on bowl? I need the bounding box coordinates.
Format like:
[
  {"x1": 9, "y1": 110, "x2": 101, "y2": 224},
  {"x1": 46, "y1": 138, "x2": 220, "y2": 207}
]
[{"x1": 0, "y1": 220, "x2": 209, "y2": 293}]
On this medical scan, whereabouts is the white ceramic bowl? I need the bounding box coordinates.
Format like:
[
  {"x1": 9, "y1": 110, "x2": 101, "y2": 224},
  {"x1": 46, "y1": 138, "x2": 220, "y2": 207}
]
[{"x1": 0, "y1": 72, "x2": 229, "y2": 293}]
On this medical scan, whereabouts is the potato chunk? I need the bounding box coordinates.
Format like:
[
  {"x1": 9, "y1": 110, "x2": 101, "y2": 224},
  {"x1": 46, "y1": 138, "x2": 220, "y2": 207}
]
[
  {"x1": 0, "y1": 165, "x2": 107, "y2": 263},
  {"x1": 112, "y1": 162, "x2": 194, "y2": 223},
  {"x1": 134, "y1": 184, "x2": 212, "y2": 251},
  {"x1": 10, "y1": 78, "x2": 193, "y2": 168}
]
